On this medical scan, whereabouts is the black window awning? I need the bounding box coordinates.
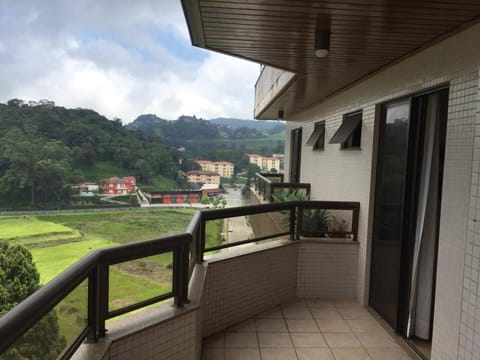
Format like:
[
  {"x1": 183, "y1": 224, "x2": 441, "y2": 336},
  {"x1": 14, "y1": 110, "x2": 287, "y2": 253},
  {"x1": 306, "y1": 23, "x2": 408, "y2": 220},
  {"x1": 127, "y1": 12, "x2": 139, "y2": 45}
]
[
  {"x1": 306, "y1": 123, "x2": 325, "y2": 146},
  {"x1": 329, "y1": 113, "x2": 362, "y2": 144}
]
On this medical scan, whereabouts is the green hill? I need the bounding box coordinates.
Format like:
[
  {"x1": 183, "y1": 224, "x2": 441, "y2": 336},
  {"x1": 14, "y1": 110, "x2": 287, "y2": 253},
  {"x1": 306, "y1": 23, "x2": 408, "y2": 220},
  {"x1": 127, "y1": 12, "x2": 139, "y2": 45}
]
[
  {"x1": 0, "y1": 100, "x2": 182, "y2": 208},
  {"x1": 127, "y1": 114, "x2": 285, "y2": 157}
]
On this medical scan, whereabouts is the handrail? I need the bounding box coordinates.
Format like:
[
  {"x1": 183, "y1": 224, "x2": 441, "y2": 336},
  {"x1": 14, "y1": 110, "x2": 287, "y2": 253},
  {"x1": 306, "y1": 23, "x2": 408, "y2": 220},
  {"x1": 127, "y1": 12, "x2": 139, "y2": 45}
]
[
  {"x1": 0, "y1": 234, "x2": 191, "y2": 357},
  {"x1": 0, "y1": 251, "x2": 101, "y2": 353},
  {"x1": 0, "y1": 200, "x2": 360, "y2": 359},
  {"x1": 198, "y1": 200, "x2": 360, "y2": 258},
  {"x1": 255, "y1": 172, "x2": 311, "y2": 202}
]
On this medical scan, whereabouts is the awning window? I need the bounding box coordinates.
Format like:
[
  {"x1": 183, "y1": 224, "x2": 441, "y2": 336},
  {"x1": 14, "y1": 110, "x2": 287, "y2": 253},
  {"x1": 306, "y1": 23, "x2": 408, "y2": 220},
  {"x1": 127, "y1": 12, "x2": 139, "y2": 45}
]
[
  {"x1": 329, "y1": 112, "x2": 362, "y2": 145},
  {"x1": 306, "y1": 122, "x2": 325, "y2": 150}
]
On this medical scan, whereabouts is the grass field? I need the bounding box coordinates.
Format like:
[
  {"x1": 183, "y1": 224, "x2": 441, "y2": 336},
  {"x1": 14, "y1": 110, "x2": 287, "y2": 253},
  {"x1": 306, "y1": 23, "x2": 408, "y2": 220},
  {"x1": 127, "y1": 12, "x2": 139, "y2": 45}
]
[
  {"x1": 0, "y1": 216, "x2": 80, "y2": 245},
  {"x1": 79, "y1": 161, "x2": 131, "y2": 180},
  {"x1": 1, "y1": 208, "x2": 218, "y2": 342}
]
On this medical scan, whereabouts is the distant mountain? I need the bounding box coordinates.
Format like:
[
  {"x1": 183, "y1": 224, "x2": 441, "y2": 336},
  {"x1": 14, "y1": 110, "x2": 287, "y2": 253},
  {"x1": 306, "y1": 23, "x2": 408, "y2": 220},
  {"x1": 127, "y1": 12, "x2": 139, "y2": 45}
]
[
  {"x1": 126, "y1": 114, "x2": 285, "y2": 158},
  {"x1": 209, "y1": 117, "x2": 284, "y2": 131}
]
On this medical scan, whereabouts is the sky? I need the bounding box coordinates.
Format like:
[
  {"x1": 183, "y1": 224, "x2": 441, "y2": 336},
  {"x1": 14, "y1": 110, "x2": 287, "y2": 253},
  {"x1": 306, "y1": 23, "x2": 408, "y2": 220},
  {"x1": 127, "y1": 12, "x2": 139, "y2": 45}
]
[{"x1": 0, "y1": 0, "x2": 261, "y2": 122}]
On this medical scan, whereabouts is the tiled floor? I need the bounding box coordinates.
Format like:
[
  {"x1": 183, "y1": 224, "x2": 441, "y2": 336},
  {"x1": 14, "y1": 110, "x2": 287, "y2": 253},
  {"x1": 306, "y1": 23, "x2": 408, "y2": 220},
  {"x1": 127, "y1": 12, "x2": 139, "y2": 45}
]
[{"x1": 202, "y1": 299, "x2": 413, "y2": 360}]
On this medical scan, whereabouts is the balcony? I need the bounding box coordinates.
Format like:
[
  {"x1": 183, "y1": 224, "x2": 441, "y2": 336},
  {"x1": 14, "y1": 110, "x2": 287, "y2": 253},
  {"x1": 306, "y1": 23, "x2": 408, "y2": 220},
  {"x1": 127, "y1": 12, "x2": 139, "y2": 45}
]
[
  {"x1": 254, "y1": 66, "x2": 296, "y2": 120},
  {"x1": 254, "y1": 172, "x2": 311, "y2": 203},
  {"x1": 0, "y1": 198, "x2": 414, "y2": 360}
]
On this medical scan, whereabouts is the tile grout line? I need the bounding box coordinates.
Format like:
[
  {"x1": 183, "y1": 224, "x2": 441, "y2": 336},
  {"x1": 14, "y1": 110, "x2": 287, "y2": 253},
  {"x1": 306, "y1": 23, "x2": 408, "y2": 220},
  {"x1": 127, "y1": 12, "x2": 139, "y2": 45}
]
[
  {"x1": 253, "y1": 316, "x2": 262, "y2": 360},
  {"x1": 281, "y1": 300, "x2": 301, "y2": 360},
  {"x1": 306, "y1": 298, "x2": 337, "y2": 360},
  {"x1": 334, "y1": 301, "x2": 372, "y2": 359}
]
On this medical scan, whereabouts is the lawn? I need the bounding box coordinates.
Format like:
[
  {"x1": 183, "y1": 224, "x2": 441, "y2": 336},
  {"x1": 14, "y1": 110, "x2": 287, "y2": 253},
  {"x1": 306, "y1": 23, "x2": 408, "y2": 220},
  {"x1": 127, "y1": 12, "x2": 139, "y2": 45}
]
[
  {"x1": 79, "y1": 161, "x2": 131, "y2": 180},
  {"x1": 35, "y1": 209, "x2": 195, "y2": 243},
  {"x1": 0, "y1": 216, "x2": 80, "y2": 243},
  {"x1": 31, "y1": 238, "x2": 117, "y2": 284}
]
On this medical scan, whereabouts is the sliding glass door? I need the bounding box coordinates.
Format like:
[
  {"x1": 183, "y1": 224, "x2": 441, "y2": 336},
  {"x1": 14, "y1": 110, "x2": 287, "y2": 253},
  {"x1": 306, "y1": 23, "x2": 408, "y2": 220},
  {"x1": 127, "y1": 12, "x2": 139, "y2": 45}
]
[{"x1": 370, "y1": 88, "x2": 448, "y2": 343}]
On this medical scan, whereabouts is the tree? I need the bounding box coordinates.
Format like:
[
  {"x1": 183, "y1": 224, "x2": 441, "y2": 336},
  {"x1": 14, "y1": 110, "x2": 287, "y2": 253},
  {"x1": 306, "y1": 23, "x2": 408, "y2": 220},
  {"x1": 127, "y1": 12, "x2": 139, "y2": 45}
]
[
  {"x1": 201, "y1": 196, "x2": 211, "y2": 205},
  {"x1": 0, "y1": 241, "x2": 66, "y2": 359}
]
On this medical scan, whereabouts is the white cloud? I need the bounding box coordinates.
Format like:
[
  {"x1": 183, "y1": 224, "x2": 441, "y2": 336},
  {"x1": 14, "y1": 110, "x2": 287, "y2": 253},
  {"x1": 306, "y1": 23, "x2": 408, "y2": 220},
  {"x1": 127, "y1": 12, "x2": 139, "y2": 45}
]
[{"x1": 0, "y1": 0, "x2": 261, "y2": 121}]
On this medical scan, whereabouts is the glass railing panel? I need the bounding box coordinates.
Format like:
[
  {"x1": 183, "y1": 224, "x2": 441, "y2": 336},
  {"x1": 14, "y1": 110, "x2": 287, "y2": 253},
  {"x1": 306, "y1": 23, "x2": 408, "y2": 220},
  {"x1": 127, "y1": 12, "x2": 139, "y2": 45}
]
[
  {"x1": 0, "y1": 279, "x2": 88, "y2": 360},
  {"x1": 204, "y1": 210, "x2": 291, "y2": 255},
  {"x1": 299, "y1": 208, "x2": 354, "y2": 239},
  {"x1": 108, "y1": 252, "x2": 173, "y2": 314}
]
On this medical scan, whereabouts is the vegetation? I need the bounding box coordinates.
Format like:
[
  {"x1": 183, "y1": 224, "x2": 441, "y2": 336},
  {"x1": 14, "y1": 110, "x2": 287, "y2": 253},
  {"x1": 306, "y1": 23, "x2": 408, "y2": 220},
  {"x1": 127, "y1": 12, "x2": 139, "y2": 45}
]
[
  {"x1": 127, "y1": 114, "x2": 285, "y2": 162},
  {"x1": 0, "y1": 241, "x2": 66, "y2": 360},
  {"x1": 0, "y1": 100, "x2": 182, "y2": 209}
]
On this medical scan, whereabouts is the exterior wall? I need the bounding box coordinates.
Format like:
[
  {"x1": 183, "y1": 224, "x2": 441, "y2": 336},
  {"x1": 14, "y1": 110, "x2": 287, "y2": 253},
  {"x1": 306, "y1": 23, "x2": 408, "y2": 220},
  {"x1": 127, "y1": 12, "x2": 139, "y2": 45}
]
[
  {"x1": 297, "y1": 241, "x2": 359, "y2": 299},
  {"x1": 283, "y1": 23, "x2": 480, "y2": 359},
  {"x1": 458, "y1": 70, "x2": 480, "y2": 359},
  {"x1": 197, "y1": 161, "x2": 234, "y2": 178},
  {"x1": 201, "y1": 244, "x2": 297, "y2": 337},
  {"x1": 254, "y1": 66, "x2": 296, "y2": 118},
  {"x1": 187, "y1": 172, "x2": 220, "y2": 184},
  {"x1": 103, "y1": 311, "x2": 198, "y2": 360}
]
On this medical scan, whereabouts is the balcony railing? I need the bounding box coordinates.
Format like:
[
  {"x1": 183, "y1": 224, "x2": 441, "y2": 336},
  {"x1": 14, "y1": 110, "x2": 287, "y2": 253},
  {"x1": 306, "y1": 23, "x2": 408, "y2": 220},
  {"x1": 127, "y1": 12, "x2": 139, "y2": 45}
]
[
  {"x1": 255, "y1": 172, "x2": 311, "y2": 202},
  {"x1": 0, "y1": 200, "x2": 359, "y2": 359}
]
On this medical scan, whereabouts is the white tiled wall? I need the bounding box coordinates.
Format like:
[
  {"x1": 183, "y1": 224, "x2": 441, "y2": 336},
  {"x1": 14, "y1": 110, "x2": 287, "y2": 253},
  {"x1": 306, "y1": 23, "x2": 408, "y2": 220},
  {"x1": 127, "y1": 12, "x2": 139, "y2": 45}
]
[
  {"x1": 99, "y1": 311, "x2": 198, "y2": 360},
  {"x1": 458, "y1": 70, "x2": 480, "y2": 360},
  {"x1": 284, "y1": 23, "x2": 480, "y2": 359},
  {"x1": 297, "y1": 242, "x2": 358, "y2": 299},
  {"x1": 202, "y1": 244, "x2": 297, "y2": 337}
]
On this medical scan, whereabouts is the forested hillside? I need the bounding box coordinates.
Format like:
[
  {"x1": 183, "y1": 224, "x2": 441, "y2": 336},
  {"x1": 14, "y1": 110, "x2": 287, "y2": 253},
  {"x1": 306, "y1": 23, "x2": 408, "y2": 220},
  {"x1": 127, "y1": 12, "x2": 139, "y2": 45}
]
[
  {"x1": 127, "y1": 114, "x2": 285, "y2": 157},
  {"x1": 0, "y1": 100, "x2": 181, "y2": 207}
]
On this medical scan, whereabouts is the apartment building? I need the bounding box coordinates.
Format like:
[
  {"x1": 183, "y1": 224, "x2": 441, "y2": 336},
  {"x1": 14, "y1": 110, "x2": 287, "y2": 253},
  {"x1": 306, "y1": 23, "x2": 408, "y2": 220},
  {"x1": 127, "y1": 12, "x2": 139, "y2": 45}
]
[
  {"x1": 248, "y1": 153, "x2": 282, "y2": 173},
  {"x1": 196, "y1": 160, "x2": 234, "y2": 178},
  {"x1": 186, "y1": 170, "x2": 220, "y2": 185}
]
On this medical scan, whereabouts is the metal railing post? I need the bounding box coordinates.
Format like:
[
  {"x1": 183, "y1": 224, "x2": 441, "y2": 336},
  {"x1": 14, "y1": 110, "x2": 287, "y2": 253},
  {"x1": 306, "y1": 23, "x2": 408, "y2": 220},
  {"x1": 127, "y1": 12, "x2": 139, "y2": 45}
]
[
  {"x1": 290, "y1": 204, "x2": 296, "y2": 240},
  {"x1": 173, "y1": 247, "x2": 182, "y2": 307},
  {"x1": 97, "y1": 263, "x2": 109, "y2": 337},
  {"x1": 86, "y1": 269, "x2": 98, "y2": 343},
  {"x1": 199, "y1": 216, "x2": 206, "y2": 262}
]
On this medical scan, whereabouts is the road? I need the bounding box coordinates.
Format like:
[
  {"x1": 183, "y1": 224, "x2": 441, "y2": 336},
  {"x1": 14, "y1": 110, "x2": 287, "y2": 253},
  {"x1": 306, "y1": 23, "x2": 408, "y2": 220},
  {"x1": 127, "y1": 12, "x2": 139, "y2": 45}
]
[{"x1": 223, "y1": 187, "x2": 255, "y2": 246}]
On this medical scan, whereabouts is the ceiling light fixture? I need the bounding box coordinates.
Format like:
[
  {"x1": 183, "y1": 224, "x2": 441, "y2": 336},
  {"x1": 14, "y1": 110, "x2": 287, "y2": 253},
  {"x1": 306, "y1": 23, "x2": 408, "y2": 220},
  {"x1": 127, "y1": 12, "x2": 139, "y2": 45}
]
[{"x1": 315, "y1": 31, "x2": 330, "y2": 58}]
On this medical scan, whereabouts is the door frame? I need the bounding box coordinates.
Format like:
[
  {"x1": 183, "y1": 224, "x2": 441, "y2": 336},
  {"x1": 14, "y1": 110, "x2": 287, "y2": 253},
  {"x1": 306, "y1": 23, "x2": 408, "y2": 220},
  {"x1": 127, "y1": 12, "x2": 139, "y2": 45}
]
[
  {"x1": 290, "y1": 127, "x2": 302, "y2": 183},
  {"x1": 368, "y1": 85, "x2": 449, "y2": 339}
]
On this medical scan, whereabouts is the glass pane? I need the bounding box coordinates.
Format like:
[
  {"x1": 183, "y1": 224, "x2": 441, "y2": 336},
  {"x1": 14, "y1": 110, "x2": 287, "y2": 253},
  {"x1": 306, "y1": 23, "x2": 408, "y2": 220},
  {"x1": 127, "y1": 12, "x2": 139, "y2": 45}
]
[
  {"x1": 1, "y1": 279, "x2": 88, "y2": 360},
  {"x1": 299, "y1": 208, "x2": 353, "y2": 238},
  {"x1": 108, "y1": 252, "x2": 173, "y2": 313},
  {"x1": 370, "y1": 100, "x2": 410, "y2": 329},
  {"x1": 204, "y1": 211, "x2": 289, "y2": 255}
]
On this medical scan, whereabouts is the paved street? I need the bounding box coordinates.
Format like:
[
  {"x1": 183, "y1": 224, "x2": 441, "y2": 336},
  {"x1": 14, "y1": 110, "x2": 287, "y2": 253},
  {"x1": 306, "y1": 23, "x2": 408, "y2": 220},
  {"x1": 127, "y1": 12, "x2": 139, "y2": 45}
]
[{"x1": 224, "y1": 187, "x2": 255, "y2": 246}]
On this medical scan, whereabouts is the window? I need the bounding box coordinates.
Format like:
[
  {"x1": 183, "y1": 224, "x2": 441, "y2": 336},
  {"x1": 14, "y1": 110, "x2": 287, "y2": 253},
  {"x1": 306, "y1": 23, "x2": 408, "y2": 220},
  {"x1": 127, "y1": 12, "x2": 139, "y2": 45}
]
[
  {"x1": 329, "y1": 111, "x2": 362, "y2": 149},
  {"x1": 306, "y1": 121, "x2": 325, "y2": 150}
]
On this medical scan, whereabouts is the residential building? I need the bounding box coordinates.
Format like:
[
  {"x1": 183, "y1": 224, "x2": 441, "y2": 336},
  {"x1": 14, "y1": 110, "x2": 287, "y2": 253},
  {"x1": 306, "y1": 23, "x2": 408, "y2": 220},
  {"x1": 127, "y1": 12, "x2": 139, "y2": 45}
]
[
  {"x1": 248, "y1": 153, "x2": 282, "y2": 172},
  {"x1": 196, "y1": 160, "x2": 234, "y2": 178},
  {"x1": 146, "y1": 186, "x2": 219, "y2": 205},
  {"x1": 103, "y1": 176, "x2": 136, "y2": 195},
  {"x1": 182, "y1": 2, "x2": 480, "y2": 359},
  {"x1": 186, "y1": 170, "x2": 220, "y2": 185}
]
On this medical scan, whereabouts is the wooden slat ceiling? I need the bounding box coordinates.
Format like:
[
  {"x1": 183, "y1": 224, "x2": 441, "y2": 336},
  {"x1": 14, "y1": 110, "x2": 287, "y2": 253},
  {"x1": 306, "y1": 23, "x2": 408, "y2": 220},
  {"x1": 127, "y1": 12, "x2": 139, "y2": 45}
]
[{"x1": 182, "y1": 0, "x2": 480, "y2": 119}]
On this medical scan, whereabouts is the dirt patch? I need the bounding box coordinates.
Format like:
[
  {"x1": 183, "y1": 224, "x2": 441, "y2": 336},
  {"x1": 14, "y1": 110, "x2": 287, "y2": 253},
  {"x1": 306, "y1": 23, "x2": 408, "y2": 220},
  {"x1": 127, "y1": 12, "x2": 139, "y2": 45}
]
[{"x1": 112, "y1": 260, "x2": 172, "y2": 283}]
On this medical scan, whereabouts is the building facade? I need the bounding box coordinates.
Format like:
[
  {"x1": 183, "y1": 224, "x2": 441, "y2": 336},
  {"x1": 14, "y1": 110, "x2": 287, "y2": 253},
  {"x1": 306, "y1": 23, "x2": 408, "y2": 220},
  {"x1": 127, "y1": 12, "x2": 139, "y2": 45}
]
[
  {"x1": 248, "y1": 153, "x2": 282, "y2": 173},
  {"x1": 103, "y1": 176, "x2": 136, "y2": 195},
  {"x1": 196, "y1": 160, "x2": 234, "y2": 178},
  {"x1": 186, "y1": 170, "x2": 220, "y2": 185},
  {"x1": 183, "y1": 3, "x2": 480, "y2": 359}
]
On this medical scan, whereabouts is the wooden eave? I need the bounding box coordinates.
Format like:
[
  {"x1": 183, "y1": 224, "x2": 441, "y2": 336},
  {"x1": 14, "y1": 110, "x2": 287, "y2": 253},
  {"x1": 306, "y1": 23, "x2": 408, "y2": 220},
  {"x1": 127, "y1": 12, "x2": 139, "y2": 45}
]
[{"x1": 182, "y1": 0, "x2": 480, "y2": 119}]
